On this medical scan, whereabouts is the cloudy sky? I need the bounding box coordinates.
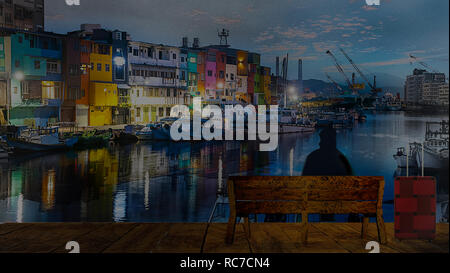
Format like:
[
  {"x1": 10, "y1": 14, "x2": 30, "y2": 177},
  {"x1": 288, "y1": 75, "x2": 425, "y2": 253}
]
[{"x1": 46, "y1": 0, "x2": 449, "y2": 82}]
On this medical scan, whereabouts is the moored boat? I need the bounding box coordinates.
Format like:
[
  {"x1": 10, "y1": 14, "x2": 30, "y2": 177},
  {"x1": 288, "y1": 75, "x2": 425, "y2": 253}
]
[
  {"x1": 6, "y1": 127, "x2": 78, "y2": 152},
  {"x1": 136, "y1": 125, "x2": 153, "y2": 141}
]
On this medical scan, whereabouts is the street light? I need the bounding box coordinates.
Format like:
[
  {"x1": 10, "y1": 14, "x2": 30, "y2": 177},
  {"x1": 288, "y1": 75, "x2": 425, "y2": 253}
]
[
  {"x1": 113, "y1": 56, "x2": 125, "y2": 66},
  {"x1": 14, "y1": 71, "x2": 25, "y2": 81}
]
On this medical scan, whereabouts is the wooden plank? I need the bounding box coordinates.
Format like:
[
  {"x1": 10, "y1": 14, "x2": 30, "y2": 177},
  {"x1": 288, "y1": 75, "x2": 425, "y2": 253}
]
[
  {"x1": 231, "y1": 176, "x2": 383, "y2": 190},
  {"x1": 0, "y1": 223, "x2": 102, "y2": 253},
  {"x1": 52, "y1": 223, "x2": 139, "y2": 253},
  {"x1": 0, "y1": 223, "x2": 32, "y2": 236},
  {"x1": 236, "y1": 201, "x2": 377, "y2": 214},
  {"x1": 248, "y1": 223, "x2": 349, "y2": 253},
  {"x1": 312, "y1": 223, "x2": 399, "y2": 253},
  {"x1": 346, "y1": 223, "x2": 448, "y2": 253},
  {"x1": 103, "y1": 223, "x2": 171, "y2": 253},
  {"x1": 152, "y1": 223, "x2": 207, "y2": 253},
  {"x1": 203, "y1": 224, "x2": 251, "y2": 253},
  {"x1": 235, "y1": 189, "x2": 378, "y2": 201}
]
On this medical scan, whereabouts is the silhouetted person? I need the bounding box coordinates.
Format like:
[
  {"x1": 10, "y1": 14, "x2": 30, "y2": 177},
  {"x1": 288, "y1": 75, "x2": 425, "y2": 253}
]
[
  {"x1": 303, "y1": 127, "x2": 353, "y2": 176},
  {"x1": 302, "y1": 127, "x2": 357, "y2": 222}
]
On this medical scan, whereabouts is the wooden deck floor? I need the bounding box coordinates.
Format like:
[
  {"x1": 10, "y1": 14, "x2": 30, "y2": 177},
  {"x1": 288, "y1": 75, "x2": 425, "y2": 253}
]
[{"x1": 0, "y1": 223, "x2": 447, "y2": 253}]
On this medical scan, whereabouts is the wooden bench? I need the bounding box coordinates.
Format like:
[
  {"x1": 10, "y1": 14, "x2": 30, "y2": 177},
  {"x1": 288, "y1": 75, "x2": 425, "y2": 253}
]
[{"x1": 226, "y1": 176, "x2": 387, "y2": 245}]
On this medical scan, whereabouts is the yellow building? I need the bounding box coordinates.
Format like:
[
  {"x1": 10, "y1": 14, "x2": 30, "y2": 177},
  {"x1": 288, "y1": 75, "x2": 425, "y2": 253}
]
[
  {"x1": 261, "y1": 66, "x2": 271, "y2": 105},
  {"x1": 89, "y1": 43, "x2": 118, "y2": 126}
]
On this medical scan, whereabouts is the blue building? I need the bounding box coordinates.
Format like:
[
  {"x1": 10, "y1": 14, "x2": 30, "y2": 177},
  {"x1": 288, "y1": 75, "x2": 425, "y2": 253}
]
[{"x1": 0, "y1": 28, "x2": 64, "y2": 127}]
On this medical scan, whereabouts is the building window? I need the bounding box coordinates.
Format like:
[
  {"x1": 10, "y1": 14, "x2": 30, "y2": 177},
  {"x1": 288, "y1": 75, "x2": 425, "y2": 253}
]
[
  {"x1": 128, "y1": 46, "x2": 132, "y2": 53},
  {"x1": 166, "y1": 108, "x2": 171, "y2": 116},
  {"x1": 181, "y1": 57, "x2": 185, "y2": 62},
  {"x1": 159, "y1": 107, "x2": 164, "y2": 117},
  {"x1": 173, "y1": 53, "x2": 177, "y2": 60},
  {"x1": 97, "y1": 63, "x2": 102, "y2": 71},
  {"x1": 133, "y1": 49, "x2": 139, "y2": 56},
  {"x1": 47, "y1": 62, "x2": 58, "y2": 73},
  {"x1": 105, "y1": 64, "x2": 110, "y2": 72},
  {"x1": 207, "y1": 70, "x2": 212, "y2": 77},
  {"x1": 219, "y1": 71, "x2": 224, "y2": 79},
  {"x1": 136, "y1": 107, "x2": 141, "y2": 118}
]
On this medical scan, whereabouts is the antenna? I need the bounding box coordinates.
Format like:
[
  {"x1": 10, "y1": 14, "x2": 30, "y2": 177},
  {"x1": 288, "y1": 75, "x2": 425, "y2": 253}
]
[{"x1": 218, "y1": 28, "x2": 230, "y2": 46}]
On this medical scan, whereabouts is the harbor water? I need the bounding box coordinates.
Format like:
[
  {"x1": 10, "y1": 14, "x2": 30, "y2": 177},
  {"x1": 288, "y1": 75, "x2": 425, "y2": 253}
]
[{"x1": 0, "y1": 112, "x2": 448, "y2": 223}]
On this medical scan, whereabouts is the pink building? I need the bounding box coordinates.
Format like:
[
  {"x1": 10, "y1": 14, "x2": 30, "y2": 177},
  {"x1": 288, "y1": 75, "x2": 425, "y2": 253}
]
[{"x1": 205, "y1": 49, "x2": 217, "y2": 99}]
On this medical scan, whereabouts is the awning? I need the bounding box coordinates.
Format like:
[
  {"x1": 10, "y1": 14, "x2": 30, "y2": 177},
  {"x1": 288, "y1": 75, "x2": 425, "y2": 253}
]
[{"x1": 117, "y1": 84, "x2": 131, "y2": 89}]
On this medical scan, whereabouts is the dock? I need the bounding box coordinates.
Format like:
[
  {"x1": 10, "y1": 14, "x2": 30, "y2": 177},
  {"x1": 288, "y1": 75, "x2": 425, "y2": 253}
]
[{"x1": 0, "y1": 223, "x2": 448, "y2": 253}]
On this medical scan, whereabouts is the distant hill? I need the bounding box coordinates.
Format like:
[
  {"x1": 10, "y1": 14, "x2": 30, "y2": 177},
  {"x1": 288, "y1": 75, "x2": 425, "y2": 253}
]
[{"x1": 294, "y1": 73, "x2": 405, "y2": 97}]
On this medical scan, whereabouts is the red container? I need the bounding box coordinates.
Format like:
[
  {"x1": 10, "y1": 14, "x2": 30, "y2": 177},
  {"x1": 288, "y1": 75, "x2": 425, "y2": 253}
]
[{"x1": 394, "y1": 176, "x2": 436, "y2": 240}]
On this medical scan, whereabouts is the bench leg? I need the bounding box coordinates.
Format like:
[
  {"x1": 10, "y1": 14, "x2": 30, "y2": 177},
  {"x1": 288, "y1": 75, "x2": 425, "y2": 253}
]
[
  {"x1": 226, "y1": 216, "x2": 237, "y2": 244},
  {"x1": 300, "y1": 212, "x2": 309, "y2": 244},
  {"x1": 243, "y1": 216, "x2": 251, "y2": 240},
  {"x1": 376, "y1": 213, "x2": 387, "y2": 244},
  {"x1": 361, "y1": 216, "x2": 369, "y2": 239}
]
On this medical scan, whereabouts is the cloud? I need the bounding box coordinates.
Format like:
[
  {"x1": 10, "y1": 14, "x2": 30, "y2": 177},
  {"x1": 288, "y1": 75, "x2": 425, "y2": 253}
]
[
  {"x1": 212, "y1": 16, "x2": 241, "y2": 25},
  {"x1": 362, "y1": 5, "x2": 378, "y2": 11}
]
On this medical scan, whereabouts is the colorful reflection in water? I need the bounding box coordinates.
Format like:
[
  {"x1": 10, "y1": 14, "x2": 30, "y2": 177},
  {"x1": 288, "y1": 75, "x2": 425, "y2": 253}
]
[{"x1": 0, "y1": 112, "x2": 448, "y2": 223}]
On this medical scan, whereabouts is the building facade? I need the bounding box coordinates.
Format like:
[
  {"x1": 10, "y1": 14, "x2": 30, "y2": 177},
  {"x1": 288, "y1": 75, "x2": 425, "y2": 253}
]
[
  {"x1": 128, "y1": 40, "x2": 187, "y2": 124},
  {"x1": 405, "y1": 68, "x2": 447, "y2": 106},
  {"x1": 1, "y1": 29, "x2": 63, "y2": 127},
  {"x1": 0, "y1": 0, "x2": 44, "y2": 31}
]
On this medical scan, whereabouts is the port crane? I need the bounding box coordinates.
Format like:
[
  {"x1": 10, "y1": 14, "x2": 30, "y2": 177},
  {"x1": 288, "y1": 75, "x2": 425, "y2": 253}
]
[
  {"x1": 339, "y1": 48, "x2": 382, "y2": 95},
  {"x1": 409, "y1": 54, "x2": 439, "y2": 73},
  {"x1": 325, "y1": 73, "x2": 344, "y2": 95},
  {"x1": 326, "y1": 50, "x2": 355, "y2": 92}
]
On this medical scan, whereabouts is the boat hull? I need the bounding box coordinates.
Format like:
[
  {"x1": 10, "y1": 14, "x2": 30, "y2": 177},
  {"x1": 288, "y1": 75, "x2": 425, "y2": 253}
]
[
  {"x1": 7, "y1": 139, "x2": 68, "y2": 152},
  {"x1": 417, "y1": 148, "x2": 449, "y2": 169},
  {"x1": 136, "y1": 134, "x2": 153, "y2": 141}
]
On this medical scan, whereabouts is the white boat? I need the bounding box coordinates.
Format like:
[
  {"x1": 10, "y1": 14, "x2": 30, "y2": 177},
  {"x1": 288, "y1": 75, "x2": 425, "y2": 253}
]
[
  {"x1": 393, "y1": 143, "x2": 420, "y2": 168},
  {"x1": 416, "y1": 138, "x2": 449, "y2": 169},
  {"x1": 416, "y1": 121, "x2": 449, "y2": 169},
  {"x1": 136, "y1": 125, "x2": 153, "y2": 141}
]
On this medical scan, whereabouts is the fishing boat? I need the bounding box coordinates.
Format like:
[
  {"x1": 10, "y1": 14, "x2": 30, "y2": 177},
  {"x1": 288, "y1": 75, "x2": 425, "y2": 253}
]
[
  {"x1": 0, "y1": 139, "x2": 12, "y2": 159},
  {"x1": 416, "y1": 120, "x2": 449, "y2": 169},
  {"x1": 136, "y1": 125, "x2": 154, "y2": 141},
  {"x1": 393, "y1": 143, "x2": 420, "y2": 169},
  {"x1": 151, "y1": 117, "x2": 179, "y2": 140},
  {"x1": 6, "y1": 127, "x2": 78, "y2": 152}
]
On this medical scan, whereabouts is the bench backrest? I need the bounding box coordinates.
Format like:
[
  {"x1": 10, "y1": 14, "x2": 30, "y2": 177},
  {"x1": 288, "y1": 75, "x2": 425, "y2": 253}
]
[{"x1": 227, "y1": 176, "x2": 385, "y2": 215}]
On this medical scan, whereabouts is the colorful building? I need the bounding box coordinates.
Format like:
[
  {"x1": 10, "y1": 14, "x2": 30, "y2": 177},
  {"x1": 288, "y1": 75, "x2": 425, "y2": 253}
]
[
  {"x1": 63, "y1": 25, "x2": 119, "y2": 127},
  {"x1": 187, "y1": 50, "x2": 198, "y2": 97},
  {"x1": 215, "y1": 50, "x2": 226, "y2": 100},
  {"x1": 205, "y1": 49, "x2": 217, "y2": 100},
  {"x1": 261, "y1": 66, "x2": 271, "y2": 105},
  {"x1": 248, "y1": 52, "x2": 262, "y2": 105},
  {"x1": 128, "y1": 41, "x2": 187, "y2": 124},
  {"x1": 236, "y1": 50, "x2": 249, "y2": 103},
  {"x1": 0, "y1": 29, "x2": 63, "y2": 127},
  {"x1": 196, "y1": 50, "x2": 206, "y2": 97}
]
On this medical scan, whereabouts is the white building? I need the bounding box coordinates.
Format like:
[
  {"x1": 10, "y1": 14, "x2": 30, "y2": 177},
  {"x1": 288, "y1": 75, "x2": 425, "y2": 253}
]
[
  {"x1": 128, "y1": 41, "x2": 189, "y2": 124},
  {"x1": 438, "y1": 83, "x2": 449, "y2": 106},
  {"x1": 404, "y1": 69, "x2": 446, "y2": 106}
]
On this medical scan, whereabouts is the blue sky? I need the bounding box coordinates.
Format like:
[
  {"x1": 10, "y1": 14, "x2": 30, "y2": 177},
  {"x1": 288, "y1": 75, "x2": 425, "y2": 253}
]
[{"x1": 47, "y1": 0, "x2": 449, "y2": 82}]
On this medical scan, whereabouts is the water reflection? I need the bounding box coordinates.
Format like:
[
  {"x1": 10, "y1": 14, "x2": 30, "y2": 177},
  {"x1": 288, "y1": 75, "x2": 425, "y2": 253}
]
[{"x1": 0, "y1": 112, "x2": 448, "y2": 223}]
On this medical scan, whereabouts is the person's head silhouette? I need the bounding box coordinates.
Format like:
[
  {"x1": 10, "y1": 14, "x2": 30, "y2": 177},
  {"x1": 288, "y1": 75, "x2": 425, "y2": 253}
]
[{"x1": 319, "y1": 127, "x2": 337, "y2": 150}]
